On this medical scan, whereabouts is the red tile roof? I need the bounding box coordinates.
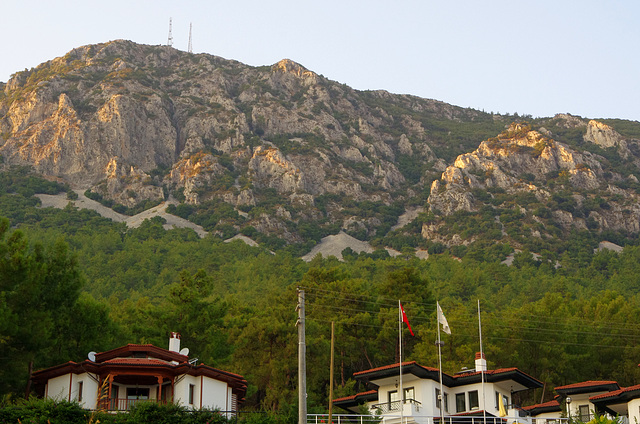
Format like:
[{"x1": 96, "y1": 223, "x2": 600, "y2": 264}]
[
  {"x1": 103, "y1": 358, "x2": 171, "y2": 366},
  {"x1": 590, "y1": 384, "x2": 640, "y2": 401},
  {"x1": 333, "y1": 390, "x2": 378, "y2": 403},
  {"x1": 555, "y1": 381, "x2": 618, "y2": 391},
  {"x1": 523, "y1": 400, "x2": 561, "y2": 411},
  {"x1": 353, "y1": 361, "x2": 438, "y2": 376},
  {"x1": 453, "y1": 368, "x2": 519, "y2": 379}
]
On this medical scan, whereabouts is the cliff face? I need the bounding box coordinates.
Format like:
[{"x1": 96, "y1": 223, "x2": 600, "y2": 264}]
[
  {"x1": 426, "y1": 121, "x2": 640, "y2": 245},
  {"x1": 2, "y1": 40, "x2": 640, "y2": 249}
]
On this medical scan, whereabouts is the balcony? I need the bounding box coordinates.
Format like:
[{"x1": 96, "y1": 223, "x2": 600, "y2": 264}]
[
  {"x1": 98, "y1": 398, "x2": 166, "y2": 411},
  {"x1": 308, "y1": 413, "x2": 570, "y2": 424},
  {"x1": 370, "y1": 399, "x2": 422, "y2": 415}
]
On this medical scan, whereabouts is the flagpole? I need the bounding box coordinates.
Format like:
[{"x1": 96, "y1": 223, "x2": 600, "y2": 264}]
[
  {"x1": 478, "y1": 300, "x2": 486, "y2": 424},
  {"x1": 437, "y1": 302, "x2": 445, "y2": 424},
  {"x1": 398, "y1": 300, "x2": 404, "y2": 424}
]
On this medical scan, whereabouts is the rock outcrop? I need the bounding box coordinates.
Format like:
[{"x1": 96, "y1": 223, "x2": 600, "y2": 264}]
[{"x1": 3, "y1": 40, "x2": 640, "y2": 249}]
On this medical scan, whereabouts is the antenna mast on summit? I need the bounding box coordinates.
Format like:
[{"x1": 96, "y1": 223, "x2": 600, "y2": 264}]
[
  {"x1": 188, "y1": 23, "x2": 193, "y2": 53},
  {"x1": 167, "y1": 18, "x2": 174, "y2": 47}
]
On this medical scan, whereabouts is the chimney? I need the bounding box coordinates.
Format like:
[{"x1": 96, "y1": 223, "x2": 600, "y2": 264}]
[
  {"x1": 169, "y1": 332, "x2": 181, "y2": 353},
  {"x1": 475, "y1": 352, "x2": 487, "y2": 372}
]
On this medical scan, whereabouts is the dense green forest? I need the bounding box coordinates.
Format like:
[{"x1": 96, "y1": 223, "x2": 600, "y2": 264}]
[{"x1": 2, "y1": 169, "x2": 640, "y2": 415}]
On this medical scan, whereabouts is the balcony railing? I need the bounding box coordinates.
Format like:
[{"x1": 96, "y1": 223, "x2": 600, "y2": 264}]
[
  {"x1": 99, "y1": 398, "x2": 165, "y2": 411},
  {"x1": 308, "y1": 414, "x2": 570, "y2": 424},
  {"x1": 370, "y1": 399, "x2": 422, "y2": 414}
]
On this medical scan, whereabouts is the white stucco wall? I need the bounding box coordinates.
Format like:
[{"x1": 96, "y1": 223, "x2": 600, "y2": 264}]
[
  {"x1": 370, "y1": 376, "x2": 514, "y2": 418},
  {"x1": 44, "y1": 373, "x2": 99, "y2": 408},
  {"x1": 533, "y1": 411, "x2": 563, "y2": 422},
  {"x1": 46, "y1": 374, "x2": 73, "y2": 401},
  {"x1": 75, "y1": 373, "x2": 99, "y2": 409},
  {"x1": 627, "y1": 398, "x2": 640, "y2": 424},
  {"x1": 175, "y1": 374, "x2": 201, "y2": 409},
  {"x1": 566, "y1": 393, "x2": 596, "y2": 420},
  {"x1": 174, "y1": 374, "x2": 230, "y2": 411},
  {"x1": 200, "y1": 377, "x2": 228, "y2": 410}
]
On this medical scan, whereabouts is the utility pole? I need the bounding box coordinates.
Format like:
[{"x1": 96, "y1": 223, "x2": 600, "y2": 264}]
[
  {"x1": 167, "y1": 18, "x2": 174, "y2": 47},
  {"x1": 328, "y1": 322, "x2": 335, "y2": 424},
  {"x1": 188, "y1": 23, "x2": 193, "y2": 53},
  {"x1": 297, "y1": 289, "x2": 307, "y2": 424}
]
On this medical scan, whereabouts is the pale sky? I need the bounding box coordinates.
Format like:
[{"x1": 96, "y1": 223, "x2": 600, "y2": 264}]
[{"x1": 2, "y1": 0, "x2": 639, "y2": 121}]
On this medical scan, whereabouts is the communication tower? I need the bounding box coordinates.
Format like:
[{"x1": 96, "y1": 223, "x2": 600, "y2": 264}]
[
  {"x1": 188, "y1": 23, "x2": 193, "y2": 53},
  {"x1": 167, "y1": 17, "x2": 174, "y2": 47}
]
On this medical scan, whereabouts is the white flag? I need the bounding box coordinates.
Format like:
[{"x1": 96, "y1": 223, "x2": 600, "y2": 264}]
[{"x1": 437, "y1": 302, "x2": 451, "y2": 334}]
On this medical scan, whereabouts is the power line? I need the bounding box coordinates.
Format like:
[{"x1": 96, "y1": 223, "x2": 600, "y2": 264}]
[
  {"x1": 303, "y1": 288, "x2": 640, "y2": 347},
  {"x1": 304, "y1": 286, "x2": 640, "y2": 332}
]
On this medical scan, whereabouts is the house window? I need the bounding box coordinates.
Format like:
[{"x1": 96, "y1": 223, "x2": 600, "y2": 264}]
[
  {"x1": 436, "y1": 389, "x2": 449, "y2": 412},
  {"x1": 469, "y1": 390, "x2": 479, "y2": 410},
  {"x1": 126, "y1": 388, "x2": 149, "y2": 410},
  {"x1": 404, "y1": 387, "x2": 415, "y2": 401},
  {"x1": 189, "y1": 384, "x2": 195, "y2": 405},
  {"x1": 127, "y1": 387, "x2": 149, "y2": 400},
  {"x1": 456, "y1": 393, "x2": 466, "y2": 413},
  {"x1": 388, "y1": 388, "x2": 413, "y2": 409},
  {"x1": 496, "y1": 392, "x2": 509, "y2": 410},
  {"x1": 579, "y1": 405, "x2": 590, "y2": 421},
  {"x1": 77, "y1": 381, "x2": 83, "y2": 403}
]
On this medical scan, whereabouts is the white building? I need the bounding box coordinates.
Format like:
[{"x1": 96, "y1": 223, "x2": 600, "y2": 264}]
[
  {"x1": 31, "y1": 332, "x2": 246, "y2": 413},
  {"x1": 554, "y1": 381, "x2": 620, "y2": 422},
  {"x1": 334, "y1": 353, "x2": 546, "y2": 424}
]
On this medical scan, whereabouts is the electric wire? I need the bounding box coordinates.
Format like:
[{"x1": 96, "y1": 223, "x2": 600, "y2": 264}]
[
  {"x1": 302, "y1": 286, "x2": 640, "y2": 348},
  {"x1": 303, "y1": 287, "x2": 640, "y2": 332}
]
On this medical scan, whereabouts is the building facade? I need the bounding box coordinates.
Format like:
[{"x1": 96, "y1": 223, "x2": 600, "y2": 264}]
[{"x1": 31, "y1": 333, "x2": 246, "y2": 413}]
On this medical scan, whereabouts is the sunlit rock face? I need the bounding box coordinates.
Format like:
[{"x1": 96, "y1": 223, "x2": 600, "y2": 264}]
[{"x1": 3, "y1": 40, "x2": 640, "y2": 245}]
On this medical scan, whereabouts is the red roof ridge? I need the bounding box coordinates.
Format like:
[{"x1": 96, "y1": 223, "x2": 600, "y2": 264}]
[
  {"x1": 523, "y1": 400, "x2": 560, "y2": 410},
  {"x1": 333, "y1": 389, "x2": 378, "y2": 402},
  {"x1": 555, "y1": 380, "x2": 619, "y2": 390},
  {"x1": 354, "y1": 361, "x2": 422, "y2": 376},
  {"x1": 590, "y1": 384, "x2": 640, "y2": 400},
  {"x1": 453, "y1": 367, "x2": 518, "y2": 378},
  {"x1": 103, "y1": 358, "x2": 170, "y2": 365}
]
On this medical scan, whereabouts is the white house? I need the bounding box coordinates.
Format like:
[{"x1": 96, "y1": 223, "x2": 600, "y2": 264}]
[
  {"x1": 589, "y1": 384, "x2": 640, "y2": 424},
  {"x1": 31, "y1": 332, "x2": 246, "y2": 413},
  {"x1": 334, "y1": 353, "x2": 544, "y2": 424},
  {"x1": 554, "y1": 381, "x2": 620, "y2": 422}
]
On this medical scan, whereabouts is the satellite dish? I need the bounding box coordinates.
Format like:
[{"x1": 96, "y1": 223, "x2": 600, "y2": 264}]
[
  {"x1": 88, "y1": 351, "x2": 97, "y2": 362},
  {"x1": 179, "y1": 347, "x2": 189, "y2": 356}
]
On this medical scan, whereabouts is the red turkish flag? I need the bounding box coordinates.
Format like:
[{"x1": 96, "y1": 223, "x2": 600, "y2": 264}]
[{"x1": 400, "y1": 303, "x2": 414, "y2": 336}]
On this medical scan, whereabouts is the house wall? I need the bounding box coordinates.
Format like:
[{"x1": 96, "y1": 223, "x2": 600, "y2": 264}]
[
  {"x1": 46, "y1": 374, "x2": 72, "y2": 401},
  {"x1": 200, "y1": 377, "x2": 228, "y2": 411},
  {"x1": 75, "y1": 373, "x2": 98, "y2": 409},
  {"x1": 533, "y1": 411, "x2": 563, "y2": 423},
  {"x1": 44, "y1": 373, "x2": 98, "y2": 409},
  {"x1": 566, "y1": 393, "x2": 596, "y2": 420},
  {"x1": 370, "y1": 376, "x2": 513, "y2": 417},
  {"x1": 627, "y1": 398, "x2": 640, "y2": 424},
  {"x1": 446, "y1": 382, "x2": 511, "y2": 416},
  {"x1": 174, "y1": 374, "x2": 229, "y2": 411},
  {"x1": 175, "y1": 374, "x2": 200, "y2": 409}
]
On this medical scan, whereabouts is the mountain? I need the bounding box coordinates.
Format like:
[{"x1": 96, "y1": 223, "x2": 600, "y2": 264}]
[{"x1": 2, "y1": 39, "x2": 640, "y2": 255}]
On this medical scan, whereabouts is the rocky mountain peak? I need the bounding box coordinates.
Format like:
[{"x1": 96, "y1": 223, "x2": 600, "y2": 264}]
[
  {"x1": 272, "y1": 59, "x2": 315, "y2": 78},
  {"x1": 2, "y1": 40, "x2": 640, "y2": 253}
]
